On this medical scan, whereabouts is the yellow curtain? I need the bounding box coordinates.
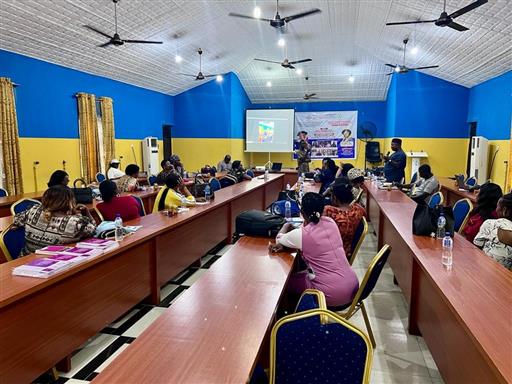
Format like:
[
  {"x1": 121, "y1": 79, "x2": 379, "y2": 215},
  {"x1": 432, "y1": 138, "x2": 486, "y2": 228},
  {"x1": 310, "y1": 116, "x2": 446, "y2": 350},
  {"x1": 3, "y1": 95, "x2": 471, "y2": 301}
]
[
  {"x1": 0, "y1": 77, "x2": 24, "y2": 195},
  {"x1": 99, "y1": 97, "x2": 115, "y2": 172},
  {"x1": 77, "y1": 93, "x2": 99, "y2": 183}
]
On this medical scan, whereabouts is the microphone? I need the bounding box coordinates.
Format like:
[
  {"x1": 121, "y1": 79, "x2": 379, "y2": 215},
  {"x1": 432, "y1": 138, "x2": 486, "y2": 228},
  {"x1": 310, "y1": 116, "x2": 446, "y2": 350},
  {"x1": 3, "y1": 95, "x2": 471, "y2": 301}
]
[{"x1": 386, "y1": 152, "x2": 390, "y2": 157}]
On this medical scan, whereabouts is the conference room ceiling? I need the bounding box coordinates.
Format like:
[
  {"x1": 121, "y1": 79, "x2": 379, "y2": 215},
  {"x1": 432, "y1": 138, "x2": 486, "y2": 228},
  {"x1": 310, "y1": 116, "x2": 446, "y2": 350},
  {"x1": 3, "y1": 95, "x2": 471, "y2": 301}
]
[{"x1": 0, "y1": 0, "x2": 510, "y2": 103}]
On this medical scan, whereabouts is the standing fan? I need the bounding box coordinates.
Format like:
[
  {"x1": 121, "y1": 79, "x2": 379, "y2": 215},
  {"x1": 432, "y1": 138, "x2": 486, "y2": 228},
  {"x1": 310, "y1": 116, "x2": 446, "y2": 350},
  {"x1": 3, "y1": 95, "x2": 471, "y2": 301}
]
[{"x1": 358, "y1": 122, "x2": 380, "y2": 171}]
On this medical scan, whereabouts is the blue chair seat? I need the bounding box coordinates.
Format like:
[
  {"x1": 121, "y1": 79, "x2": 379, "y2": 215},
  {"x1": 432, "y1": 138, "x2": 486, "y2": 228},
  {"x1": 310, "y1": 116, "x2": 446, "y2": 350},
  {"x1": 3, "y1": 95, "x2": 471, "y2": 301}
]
[{"x1": 0, "y1": 225, "x2": 26, "y2": 261}]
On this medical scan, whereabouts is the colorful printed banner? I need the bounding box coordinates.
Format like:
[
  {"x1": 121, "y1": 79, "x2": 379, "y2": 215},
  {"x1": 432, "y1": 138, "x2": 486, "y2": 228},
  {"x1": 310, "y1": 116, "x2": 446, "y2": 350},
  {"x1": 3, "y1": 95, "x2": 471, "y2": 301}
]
[{"x1": 294, "y1": 111, "x2": 358, "y2": 159}]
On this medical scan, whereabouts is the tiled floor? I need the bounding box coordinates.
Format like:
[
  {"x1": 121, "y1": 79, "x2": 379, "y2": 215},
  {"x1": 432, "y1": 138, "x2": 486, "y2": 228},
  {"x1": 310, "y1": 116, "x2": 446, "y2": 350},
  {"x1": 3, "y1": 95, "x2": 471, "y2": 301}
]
[{"x1": 40, "y1": 228, "x2": 444, "y2": 384}]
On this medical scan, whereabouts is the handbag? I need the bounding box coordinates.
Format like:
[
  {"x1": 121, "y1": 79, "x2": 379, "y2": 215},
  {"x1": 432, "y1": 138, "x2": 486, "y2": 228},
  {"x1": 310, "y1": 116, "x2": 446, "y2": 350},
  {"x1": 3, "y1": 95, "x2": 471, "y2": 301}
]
[
  {"x1": 72, "y1": 178, "x2": 93, "y2": 204},
  {"x1": 412, "y1": 202, "x2": 455, "y2": 236},
  {"x1": 269, "y1": 200, "x2": 301, "y2": 217},
  {"x1": 190, "y1": 176, "x2": 215, "y2": 200}
]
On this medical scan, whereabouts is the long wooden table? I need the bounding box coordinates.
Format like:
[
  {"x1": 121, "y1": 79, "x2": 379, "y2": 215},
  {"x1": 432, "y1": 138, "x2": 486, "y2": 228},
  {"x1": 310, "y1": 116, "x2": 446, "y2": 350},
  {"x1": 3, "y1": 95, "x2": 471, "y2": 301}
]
[
  {"x1": 254, "y1": 168, "x2": 299, "y2": 187},
  {"x1": 365, "y1": 180, "x2": 512, "y2": 384},
  {"x1": 93, "y1": 236, "x2": 295, "y2": 384},
  {"x1": 0, "y1": 174, "x2": 284, "y2": 384},
  {"x1": 439, "y1": 176, "x2": 478, "y2": 206}
]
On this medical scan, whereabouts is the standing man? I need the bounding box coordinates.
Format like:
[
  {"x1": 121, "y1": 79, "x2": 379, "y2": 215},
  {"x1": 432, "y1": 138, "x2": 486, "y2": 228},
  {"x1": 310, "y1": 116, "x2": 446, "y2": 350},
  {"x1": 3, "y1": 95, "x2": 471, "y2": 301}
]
[
  {"x1": 295, "y1": 130, "x2": 312, "y2": 173},
  {"x1": 383, "y1": 138, "x2": 406, "y2": 183}
]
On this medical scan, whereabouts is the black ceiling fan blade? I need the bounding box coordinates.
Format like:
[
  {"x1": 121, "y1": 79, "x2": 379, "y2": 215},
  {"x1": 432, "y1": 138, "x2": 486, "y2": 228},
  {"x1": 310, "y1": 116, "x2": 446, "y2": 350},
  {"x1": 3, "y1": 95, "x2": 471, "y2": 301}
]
[
  {"x1": 228, "y1": 12, "x2": 272, "y2": 22},
  {"x1": 84, "y1": 25, "x2": 113, "y2": 39},
  {"x1": 123, "y1": 39, "x2": 163, "y2": 44},
  {"x1": 385, "y1": 63, "x2": 397, "y2": 68},
  {"x1": 386, "y1": 72, "x2": 394, "y2": 76},
  {"x1": 289, "y1": 58, "x2": 312, "y2": 65},
  {"x1": 450, "y1": 0, "x2": 488, "y2": 19},
  {"x1": 411, "y1": 65, "x2": 440, "y2": 70},
  {"x1": 386, "y1": 20, "x2": 436, "y2": 26},
  {"x1": 283, "y1": 8, "x2": 321, "y2": 23},
  {"x1": 446, "y1": 21, "x2": 469, "y2": 31},
  {"x1": 287, "y1": 64, "x2": 296, "y2": 69},
  {"x1": 98, "y1": 41, "x2": 113, "y2": 48},
  {"x1": 254, "y1": 58, "x2": 282, "y2": 64}
]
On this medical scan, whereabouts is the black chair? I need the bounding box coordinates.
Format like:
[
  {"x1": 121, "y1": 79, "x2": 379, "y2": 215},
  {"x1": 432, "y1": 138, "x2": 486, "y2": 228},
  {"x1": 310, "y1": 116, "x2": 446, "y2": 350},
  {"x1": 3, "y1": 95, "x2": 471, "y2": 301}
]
[
  {"x1": 270, "y1": 309, "x2": 373, "y2": 384},
  {"x1": 330, "y1": 244, "x2": 392, "y2": 347},
  {"x1": 349, "y1": 217, "x2": 368, "y2": 265}
]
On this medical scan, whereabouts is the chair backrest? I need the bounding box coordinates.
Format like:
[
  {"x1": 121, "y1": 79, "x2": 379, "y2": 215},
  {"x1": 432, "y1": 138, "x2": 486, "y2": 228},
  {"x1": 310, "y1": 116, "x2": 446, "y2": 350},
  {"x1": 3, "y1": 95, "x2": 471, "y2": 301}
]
[
  {"x1": 349, "y1": 217, "x2": 368, "y2": 265},
  {"x1": 411, "y1": 172, "x2": 418, "y2": 184},
  {"x1": 219, "y1": 176, "x2": 236, "y2": 188},
  {"x1": 295, "y1": 289, "x2": 327, "y2": 313},
  {"x1": 453, "y1": 198, "x2": 473, "y2": 233},
  {"x1": 148, "y1": 175, "x2": 158, "y2": 186},
  {"x1": 246, "y1": 169, "x2": 255, "y2": 178},
  {"x1": 428, "y1": 192, "x2": 443, "y2": 208},
  {"x1": 10, "y1": 198, "x2": 41, "y2": 215},
  {"x1": 0, "y1": 188, "x2": 8, "y2": 197},
  {"x1": 270, "y1": 309, "x2": 373, "y2": 384},
  {"x1": 131, "y1": 195, "x2": 146, "y2": 216},
  {"x1": 96, "y1": 172, "x2": 106, "y2": 183},
  {"x1": 351, "y1": 189, "x2": 363, "y2": 206},
  {"x1": 347, "y1": 245, "x2": 392, "y2": 314},
  {"x1": 209, "y1": 178, "x2": 221, "y2": 192},
  {"x1": 465, "y1": 176, "x2": 477, "y2": 187},
  {"x1": 0, "y1": 224, "x2": 26, "y2": 261},
  {"x1": 94, "y1": 207, "x2": 105, "y2": 223}
]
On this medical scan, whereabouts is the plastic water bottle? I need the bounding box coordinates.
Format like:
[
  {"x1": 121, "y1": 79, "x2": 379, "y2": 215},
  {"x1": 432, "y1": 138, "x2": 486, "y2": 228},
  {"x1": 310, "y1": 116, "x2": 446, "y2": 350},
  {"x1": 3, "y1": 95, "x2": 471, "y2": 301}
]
[
  {"x1": 285, "y1": 200, "x2": 292, "y2": 222},
  {"x1": 286, "y1": 183, "x2": 291, "y2": 191},
  {"x1": 264, "y1": 169, "x2": 269, "y2": 180},
  {"x1": 442, "y1": 233, "x2": 453, "y2": 267},
  {"x1": 114, "y1": 214, "x2": 124, "y2": 242},
  {"x1": 204, "y1": 184, "x2": 211, "y2": 203},
  {"x1": 436, "y1": 213, "x2": 446, "y2": 239}
]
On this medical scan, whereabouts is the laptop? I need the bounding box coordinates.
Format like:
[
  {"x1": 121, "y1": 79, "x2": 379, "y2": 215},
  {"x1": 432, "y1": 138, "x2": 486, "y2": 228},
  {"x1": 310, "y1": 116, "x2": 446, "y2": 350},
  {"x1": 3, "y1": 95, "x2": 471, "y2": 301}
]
[{"x1": 271, "y1": 162, "x2": 283, "y2": 172}]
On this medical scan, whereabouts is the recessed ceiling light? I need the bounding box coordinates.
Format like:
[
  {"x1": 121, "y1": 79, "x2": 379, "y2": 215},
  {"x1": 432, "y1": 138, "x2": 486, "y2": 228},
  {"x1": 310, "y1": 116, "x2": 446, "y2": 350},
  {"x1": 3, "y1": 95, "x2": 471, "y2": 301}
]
[
  {"x1": 348, "y1": 75, "x2": 355, "y2": 83},
  {"x1": 253, "y1": 6, "x2": 262, "y2": 18},
  {"x1": 411, "y1": 46, "x2": 419, "y2": 55},
  {"x1": 175, "y1": 55, "x2": 183, "y2": 63},
  {"x1": 266, "y1": 81, "x2": 272, "y2": 87},
  {"x1": 277, "y1": 38, "x2": 286, "y2": 47},
  {"x1": 296, "y1": 68, "x2": 303, "y2": 75},
  {"x1": 216, "y1": 75, "x2": 223, "y2": 82}
]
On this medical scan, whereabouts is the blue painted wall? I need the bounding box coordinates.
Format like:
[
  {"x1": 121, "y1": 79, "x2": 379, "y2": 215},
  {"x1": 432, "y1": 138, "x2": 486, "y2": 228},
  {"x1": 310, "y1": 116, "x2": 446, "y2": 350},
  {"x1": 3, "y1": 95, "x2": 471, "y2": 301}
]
[
  {"x1": 385, "y1": 75, "x2": 397, "y2": 138},
  {"x1": 390, "y1": 71, "x2": 470, "y2": 138},
  {"x1": 0, "y1": 49, "x2": 174, "y2": 139},
  {"x1": 173, "y1": 72, "x2": 251, "y2": 139},
  {"x1": 253, "y1": 100, "x2": 387, "y2": 138},
  {"x1": 468, "y1": 71, "x2": 511, "y2": 140}
]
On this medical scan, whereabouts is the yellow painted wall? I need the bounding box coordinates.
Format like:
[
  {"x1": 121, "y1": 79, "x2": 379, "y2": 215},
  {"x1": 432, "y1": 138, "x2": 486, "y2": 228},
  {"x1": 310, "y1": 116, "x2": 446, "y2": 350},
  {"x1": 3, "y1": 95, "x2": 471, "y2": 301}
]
[
  {"x1": 488, "y1": 139, "x2": 510, "y2": 191},
  {"x1": 19, "y1": 138, "x2": 163, "y2": 193},
  {"x1": 171, "y1": 138, "x2": 248, "y2": 172}
]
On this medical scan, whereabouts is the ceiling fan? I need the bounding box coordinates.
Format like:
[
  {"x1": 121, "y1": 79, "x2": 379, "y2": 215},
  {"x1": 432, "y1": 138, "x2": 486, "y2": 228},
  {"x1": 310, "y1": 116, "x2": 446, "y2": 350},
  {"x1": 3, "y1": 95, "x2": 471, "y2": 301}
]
[
  {"x1": 228, "y1": 0, "x2": 321, "y2": 31},
  {"x1": 386, "y1": 0, "x2": 488, "y2": 32},
  {"x1": 180, "y1": 49, "x2": 220, "y2": 81},
  {"x1": 84, "y1": 0, "x2": 163, "y2": 47},
  {"x1": 303, "y1": 93, "x2": 318, "y2": 100},
  {"x1": 254, "y1": 57, "x2": 312, "y2": 70},
  {"x1": 385, "y1": 38, "x2": 439, "y2": 75}
]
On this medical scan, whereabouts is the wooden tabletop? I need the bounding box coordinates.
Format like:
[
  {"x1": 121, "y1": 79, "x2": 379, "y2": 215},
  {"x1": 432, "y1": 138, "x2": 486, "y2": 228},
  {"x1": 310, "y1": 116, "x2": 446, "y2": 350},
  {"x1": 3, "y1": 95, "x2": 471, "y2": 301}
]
[
  {"x1": 93, "y1": 236, "x2": 295, "y2": 384},
  {"x1": 438, "y1": 177, "x2": 478, "y2": 203},
  {"x1": 364, "y1": 180, "x2": 512, "y2": 383},
  {"x1": 0, "y1": 174, "x2": 284, "y2": 309}
]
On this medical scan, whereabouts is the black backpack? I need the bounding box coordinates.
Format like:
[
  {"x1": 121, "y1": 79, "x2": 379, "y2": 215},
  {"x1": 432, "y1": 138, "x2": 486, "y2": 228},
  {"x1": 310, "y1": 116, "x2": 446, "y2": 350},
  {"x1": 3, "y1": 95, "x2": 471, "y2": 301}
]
[{"x1": 235, "y1": 210, "x2": 285, "y2": 237}]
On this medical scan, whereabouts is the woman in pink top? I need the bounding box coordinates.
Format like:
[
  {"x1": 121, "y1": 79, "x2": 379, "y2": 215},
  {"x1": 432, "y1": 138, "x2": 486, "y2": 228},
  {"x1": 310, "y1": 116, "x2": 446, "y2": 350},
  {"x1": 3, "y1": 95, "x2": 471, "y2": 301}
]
[{"x1": 270, "y1": 192, "x2": 359, "y2": 307}]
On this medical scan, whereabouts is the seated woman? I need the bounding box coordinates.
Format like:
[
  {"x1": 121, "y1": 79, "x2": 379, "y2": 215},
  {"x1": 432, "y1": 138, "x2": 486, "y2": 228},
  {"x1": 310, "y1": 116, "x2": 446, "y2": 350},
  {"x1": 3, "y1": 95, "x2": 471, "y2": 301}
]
[
  {"x1": 347, "y1": 168, "x2": 365, "y2": 204},
  {"x1": 13, "y1": 186, "x2": 96, "y2": 256},
  {"x1": 323, "y1": 179, "x2": 366, "y2": 259},
  {"x1": 335, "y1": 162, "x2": 354, "y2": 178},
  {"x1": 228, "y1": 160, "x2": 252, "y2": 182},
  {"x1": 463, "y1": 182, "x2": 503, "y2": 243},
  {"x1": 47, "y1": 170, "x2": 70, "y2": 187},
  {"x1": 196, "y1": 166, "x2": 215, "y2": 184},
  {"x1": 116, "y1": 164, "x2": 141, "y2": 192},
  {"x1": 96, "y1": 180, "x2": 141, "y2": 221},
  {"x1": 474, "y1": 193, "x2": 512, "y2": 270},
  {"x1": 269, "y1": 192, "x2": 359, "y2": 307},
  {"x1": 315, "y1": 158, "x2": 338, "y2": 195},
  {"x1": 156, "y1": 160, "x2": 176, "y2": 186},
  {"x1": 152, "y1": 174, "x2": 196, "y2": 213}
]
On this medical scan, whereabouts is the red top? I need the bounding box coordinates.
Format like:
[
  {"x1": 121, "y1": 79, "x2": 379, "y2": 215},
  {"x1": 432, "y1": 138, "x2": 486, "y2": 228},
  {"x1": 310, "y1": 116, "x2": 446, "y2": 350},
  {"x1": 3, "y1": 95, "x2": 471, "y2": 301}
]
[
  {"x1": 323, "y1": 203, "x2": 366, "y2": 257},
  {"x1": 462, "y1": 211, "x2": 498, "y2": 243},
  {"x1": 96, "y1": 196, "x2": 141, "y2": 222}
]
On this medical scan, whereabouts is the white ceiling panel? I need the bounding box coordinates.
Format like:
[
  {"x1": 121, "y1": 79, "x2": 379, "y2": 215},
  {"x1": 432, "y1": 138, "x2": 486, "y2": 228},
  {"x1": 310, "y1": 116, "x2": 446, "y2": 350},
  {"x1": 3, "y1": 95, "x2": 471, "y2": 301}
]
[{"x1": 0, "y1": 0, "x2": 510, "y2": 103}]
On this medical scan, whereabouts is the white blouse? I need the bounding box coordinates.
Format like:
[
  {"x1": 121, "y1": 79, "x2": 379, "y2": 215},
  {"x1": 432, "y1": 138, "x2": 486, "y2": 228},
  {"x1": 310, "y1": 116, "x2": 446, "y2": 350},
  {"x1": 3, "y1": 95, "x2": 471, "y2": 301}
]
[
  {"x1": 474, "y1": 218, "x2": 512, "y2": 270},
  {"x1": 276, "y1": 228, "x2": 302, "y2": 250}
]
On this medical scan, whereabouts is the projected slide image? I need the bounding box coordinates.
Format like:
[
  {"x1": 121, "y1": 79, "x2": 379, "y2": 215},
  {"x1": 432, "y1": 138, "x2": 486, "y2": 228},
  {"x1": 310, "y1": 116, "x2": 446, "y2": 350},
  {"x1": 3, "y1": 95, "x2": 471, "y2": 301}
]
[{"x1": 258, "y1": 121, "x2": 274, "y2": 143}]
